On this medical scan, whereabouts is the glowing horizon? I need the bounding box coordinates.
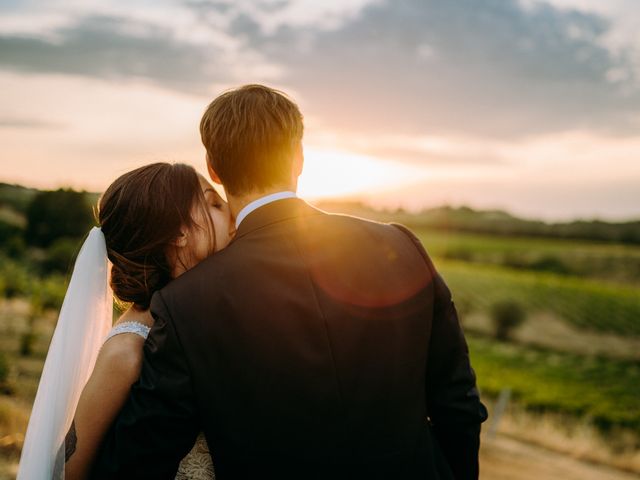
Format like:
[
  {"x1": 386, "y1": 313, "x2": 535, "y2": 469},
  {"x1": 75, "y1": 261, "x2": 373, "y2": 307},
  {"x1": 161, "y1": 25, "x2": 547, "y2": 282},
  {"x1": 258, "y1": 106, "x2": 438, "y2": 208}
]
[{"x1": 1, "y1": 1, "x2": 640, "y2": 221}]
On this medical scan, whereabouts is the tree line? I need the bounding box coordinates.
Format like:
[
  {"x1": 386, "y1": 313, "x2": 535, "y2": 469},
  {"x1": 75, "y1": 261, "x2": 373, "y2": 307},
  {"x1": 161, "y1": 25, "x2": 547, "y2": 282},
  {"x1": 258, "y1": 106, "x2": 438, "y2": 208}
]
[{"x1": 1, "y1": 183, "x2": 95, "y2": 275}]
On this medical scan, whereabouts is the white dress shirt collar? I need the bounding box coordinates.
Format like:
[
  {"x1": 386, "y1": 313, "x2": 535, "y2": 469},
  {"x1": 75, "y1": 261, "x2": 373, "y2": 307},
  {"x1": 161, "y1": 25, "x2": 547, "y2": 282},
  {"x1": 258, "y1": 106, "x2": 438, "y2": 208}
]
[{"x1": 235, "y1": 191, "x2": 297, "y2": 229}]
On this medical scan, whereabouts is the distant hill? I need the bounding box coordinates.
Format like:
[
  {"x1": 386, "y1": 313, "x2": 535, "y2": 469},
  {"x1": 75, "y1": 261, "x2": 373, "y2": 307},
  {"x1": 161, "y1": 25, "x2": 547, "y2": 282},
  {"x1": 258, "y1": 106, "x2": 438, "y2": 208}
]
[
  {"x1": 0, "y1": 184, "x2": 99, "y2": 246},
  {"x1": 0, "y1": 183, "x2": 99, "y2": 226},
  {"x1": 1, "y1": 183, "x2": 638, "y2": 244},
  {"x1": 314, "y1": 200, "x2": 640, "y2": 245},
  {"x1": 0, "y1": 183, "x2": 39, "y2": 216}
]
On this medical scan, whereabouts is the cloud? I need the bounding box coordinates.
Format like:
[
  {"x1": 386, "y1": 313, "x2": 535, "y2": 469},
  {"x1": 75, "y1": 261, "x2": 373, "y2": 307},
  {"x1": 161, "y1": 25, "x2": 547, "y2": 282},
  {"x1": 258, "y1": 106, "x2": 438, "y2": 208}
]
[
  {"x1": 1, "y1": 0, "x2": 640, "y2": 140},
  {"x1": 308, "y1": 132, "x2": 508, "y2": 166},
  {"x1": 186, "y1": 0, "x2": 378, "y2": 33},
  {"x1": 246, "y1": 0, "x2": 640, "y2": 139},
  {"x1": 0, "y1": 116, "x2": 64, "y2": 129},
  {"x1": 349, "y1": 145, "x2": 506, "y2": 166},
  {"x1": 0, "y1": 0, "x2": 378, "y2": 92},
  {"x1": 0, "y1": 14, "x2": 236, "y2": 93}
]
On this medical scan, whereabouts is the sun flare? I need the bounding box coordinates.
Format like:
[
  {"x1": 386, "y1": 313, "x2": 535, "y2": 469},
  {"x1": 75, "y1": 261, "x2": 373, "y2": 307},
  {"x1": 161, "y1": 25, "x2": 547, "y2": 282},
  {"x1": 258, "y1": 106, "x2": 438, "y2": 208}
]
[{"x1": 297, "y1": 148, "x2": 429, "y2": 200}]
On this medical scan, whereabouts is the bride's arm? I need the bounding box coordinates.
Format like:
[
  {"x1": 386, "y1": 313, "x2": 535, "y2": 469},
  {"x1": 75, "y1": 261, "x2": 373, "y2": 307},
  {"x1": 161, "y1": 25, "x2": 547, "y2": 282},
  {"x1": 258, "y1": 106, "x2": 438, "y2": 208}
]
[{"x1": 64, "y1": 313, "x2": 149, "y2": 480}]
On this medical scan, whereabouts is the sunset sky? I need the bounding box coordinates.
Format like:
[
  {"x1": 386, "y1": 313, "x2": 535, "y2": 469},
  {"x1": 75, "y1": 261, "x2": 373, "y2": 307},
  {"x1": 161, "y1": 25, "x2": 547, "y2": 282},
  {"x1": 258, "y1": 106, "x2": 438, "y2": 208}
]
[{"x1": 1, "y1": 0, "x2": 639, "y2": 220}]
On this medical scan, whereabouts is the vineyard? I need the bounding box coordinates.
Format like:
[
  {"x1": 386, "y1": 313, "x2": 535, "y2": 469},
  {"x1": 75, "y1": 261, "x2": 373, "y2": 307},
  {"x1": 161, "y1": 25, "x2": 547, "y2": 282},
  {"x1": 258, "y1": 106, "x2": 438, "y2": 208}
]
[
  {"x1": 468, "y1": 336, "x2": 640, "y2": 431},
  {"x1": 419, "y1": 230, "x2": 640, "y2": 284},
  {"x1": 438, "y1": 260, "x2": 640, "y2": 336},
  {"x1": 1, "y1": 190, "x2": 639, "y2": 476},
  {"x1": 414, "y1": 228, "x2": 640, "y2": 438}
]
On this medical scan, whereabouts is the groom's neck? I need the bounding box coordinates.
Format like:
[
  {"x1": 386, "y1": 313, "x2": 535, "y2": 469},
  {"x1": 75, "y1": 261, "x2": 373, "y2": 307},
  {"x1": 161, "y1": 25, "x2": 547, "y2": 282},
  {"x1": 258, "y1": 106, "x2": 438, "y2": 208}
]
[{"x1": 227, "y1": 185, "x2": 297, "y2": 221}]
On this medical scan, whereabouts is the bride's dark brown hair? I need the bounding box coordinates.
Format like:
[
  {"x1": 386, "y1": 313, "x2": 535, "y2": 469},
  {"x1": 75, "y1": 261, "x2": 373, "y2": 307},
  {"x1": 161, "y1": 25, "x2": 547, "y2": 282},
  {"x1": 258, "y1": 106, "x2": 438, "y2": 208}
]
[{"x1": 98, "y1": 163, "x2": 214, "y2": 310}]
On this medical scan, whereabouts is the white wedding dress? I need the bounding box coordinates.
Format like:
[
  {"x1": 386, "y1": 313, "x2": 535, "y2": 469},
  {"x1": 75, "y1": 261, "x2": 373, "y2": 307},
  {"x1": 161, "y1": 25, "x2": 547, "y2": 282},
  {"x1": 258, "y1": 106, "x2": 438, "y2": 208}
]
[{"x1": 17, "y1": 228, "x2": 215, "y2": 479}]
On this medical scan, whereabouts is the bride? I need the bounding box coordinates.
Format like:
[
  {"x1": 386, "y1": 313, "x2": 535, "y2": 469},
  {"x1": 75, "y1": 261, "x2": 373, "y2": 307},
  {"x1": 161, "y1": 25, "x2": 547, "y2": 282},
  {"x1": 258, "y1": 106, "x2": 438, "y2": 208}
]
[{"x1": 17, "y1": 163, "x2": 233, "y2": 479}]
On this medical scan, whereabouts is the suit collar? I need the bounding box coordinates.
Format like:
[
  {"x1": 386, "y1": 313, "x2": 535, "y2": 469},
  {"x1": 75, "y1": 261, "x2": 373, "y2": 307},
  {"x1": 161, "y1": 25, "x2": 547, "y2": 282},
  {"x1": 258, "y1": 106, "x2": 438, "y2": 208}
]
[
  {"x1": 234, "y1": 197, "x2": 321, "y2": 240},
  {"x1": 235, "y1": 191, "x2": 297, "y2": 229}
]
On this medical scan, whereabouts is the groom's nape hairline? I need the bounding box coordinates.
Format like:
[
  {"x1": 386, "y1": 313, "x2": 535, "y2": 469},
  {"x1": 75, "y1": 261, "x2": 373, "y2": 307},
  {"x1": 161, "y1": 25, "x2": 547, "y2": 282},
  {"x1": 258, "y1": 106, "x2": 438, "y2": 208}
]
[{"x1": 200, "y1": 84, "x2": 304, "y2": 196}]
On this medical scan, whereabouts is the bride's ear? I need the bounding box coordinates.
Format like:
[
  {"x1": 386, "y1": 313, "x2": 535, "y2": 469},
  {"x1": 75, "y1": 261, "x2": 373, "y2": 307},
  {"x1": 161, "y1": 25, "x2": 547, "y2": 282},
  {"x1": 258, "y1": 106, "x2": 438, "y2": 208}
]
[{"x1": 172, "y1": 230, "x2": 189, "y2": 248}]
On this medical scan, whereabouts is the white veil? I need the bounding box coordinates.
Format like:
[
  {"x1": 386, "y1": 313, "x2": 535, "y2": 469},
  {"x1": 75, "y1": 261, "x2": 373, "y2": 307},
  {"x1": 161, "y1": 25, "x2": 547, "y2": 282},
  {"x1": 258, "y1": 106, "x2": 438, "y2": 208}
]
[{"x1": 17, "y1": 227, "x2": 113, "y2": 479}]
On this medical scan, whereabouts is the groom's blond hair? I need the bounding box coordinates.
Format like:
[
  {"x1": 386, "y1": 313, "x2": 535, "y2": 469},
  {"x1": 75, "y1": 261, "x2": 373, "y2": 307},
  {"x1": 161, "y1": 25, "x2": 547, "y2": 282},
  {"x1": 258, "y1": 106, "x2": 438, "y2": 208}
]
[{"x1": 200, "y1": 84, "x2": 304, "y2": 195}]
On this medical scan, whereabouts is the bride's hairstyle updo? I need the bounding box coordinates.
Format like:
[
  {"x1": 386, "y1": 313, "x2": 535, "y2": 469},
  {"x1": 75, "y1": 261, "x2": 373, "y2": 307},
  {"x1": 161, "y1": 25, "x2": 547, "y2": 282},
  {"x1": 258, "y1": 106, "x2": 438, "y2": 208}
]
[{"x1": 98, "y1": 163, "x2": 213, "y2": 310}]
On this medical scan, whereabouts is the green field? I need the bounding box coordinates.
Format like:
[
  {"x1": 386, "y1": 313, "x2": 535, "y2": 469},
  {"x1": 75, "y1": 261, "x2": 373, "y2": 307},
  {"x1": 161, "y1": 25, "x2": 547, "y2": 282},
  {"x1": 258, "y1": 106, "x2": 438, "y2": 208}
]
[
  {"x1": 2, "y1": 189, "x2": 640, "y2": 474},
  {"x1": 468, "y1": 335, "x2": 640, "y2": 431},
  {"x1": 416, "y1": 230, "x2": 640, "y2": 433},
  {"x1": 438, "y1": 260, "x2": 640, "y2": 336},
  {"x1": 409, "y1": 228, "x2": 640, "y2": 434},
  {"x1": 415, "y1": 230, "x2": 640, "y2": 337},
  {"x1": 418, "y1": 229, "x2": 640, "y2": 284}
]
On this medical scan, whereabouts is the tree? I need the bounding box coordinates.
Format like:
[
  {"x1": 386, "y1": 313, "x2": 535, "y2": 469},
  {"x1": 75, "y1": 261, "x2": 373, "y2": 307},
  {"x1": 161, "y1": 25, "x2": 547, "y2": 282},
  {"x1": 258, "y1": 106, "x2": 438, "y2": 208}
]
[
  {"x1": 0, "y1": 219, "x2": 25, "y2": 257},
  {"x1": 490, "y1": 300, "x2": 526, "y2": 341},
  {"x1": 42, "y1": 237, "x2": 82, "y2": 274},
  {"x1": 25, "y1": 189, "x2": 95, "y2": 247}
]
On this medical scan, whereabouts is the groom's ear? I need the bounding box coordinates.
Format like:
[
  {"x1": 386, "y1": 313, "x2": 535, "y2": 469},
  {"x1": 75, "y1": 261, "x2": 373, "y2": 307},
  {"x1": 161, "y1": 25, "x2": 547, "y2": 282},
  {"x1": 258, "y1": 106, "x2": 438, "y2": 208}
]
[
  {"x1": 206, "y1": 157, "x2": 223, "y2": 185},
  {"x1": 293, "y1": 142, "x2": 304, "y2": 178}
]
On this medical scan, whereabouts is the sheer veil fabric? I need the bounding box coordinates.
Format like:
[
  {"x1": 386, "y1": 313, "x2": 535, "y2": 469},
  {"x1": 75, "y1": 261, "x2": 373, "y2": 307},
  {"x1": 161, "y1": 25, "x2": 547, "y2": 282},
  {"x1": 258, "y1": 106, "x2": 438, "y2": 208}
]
[{"x1": 18, "y1": 227, "x2": 113, "y2": 479}]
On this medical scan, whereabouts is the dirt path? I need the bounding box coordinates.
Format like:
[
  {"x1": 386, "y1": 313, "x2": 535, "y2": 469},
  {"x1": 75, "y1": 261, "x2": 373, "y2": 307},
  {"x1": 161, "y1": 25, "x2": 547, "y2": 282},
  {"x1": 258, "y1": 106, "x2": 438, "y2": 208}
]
[
  {"x1": 481, "y1": 434, "x2": 640, "y2": 480},
  {"x1": 464, "y1": 312, "x2": 640, "y2": 360},
  {"x1": 2, "y1": 434, "x2": 638, "y2": 480}
]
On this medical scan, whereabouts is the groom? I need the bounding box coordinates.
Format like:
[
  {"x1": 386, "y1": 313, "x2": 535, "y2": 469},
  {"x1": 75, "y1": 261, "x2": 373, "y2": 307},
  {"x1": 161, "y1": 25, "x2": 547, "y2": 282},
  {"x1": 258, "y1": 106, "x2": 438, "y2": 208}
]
[{"x1": 92, "y1": 85, "x2": 487, "y2": 479}]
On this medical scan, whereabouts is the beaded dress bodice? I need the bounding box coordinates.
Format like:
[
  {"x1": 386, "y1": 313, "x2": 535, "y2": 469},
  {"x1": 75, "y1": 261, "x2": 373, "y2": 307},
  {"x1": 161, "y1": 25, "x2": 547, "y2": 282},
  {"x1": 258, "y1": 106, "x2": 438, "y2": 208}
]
[{"x1": 105, "y1": 321, "x2": 151, "y2": 342}]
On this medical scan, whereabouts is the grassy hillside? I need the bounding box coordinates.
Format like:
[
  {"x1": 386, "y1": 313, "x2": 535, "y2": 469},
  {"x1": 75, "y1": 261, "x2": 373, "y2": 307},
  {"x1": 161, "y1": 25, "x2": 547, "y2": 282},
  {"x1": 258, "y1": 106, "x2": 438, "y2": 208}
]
[
  {"x1": 419, "y1": 230, "x2": 640, "y2": 285},
  {"x1": 435, "y1": 260, "x2": 640, "y2": 336},
  {"x1": 469, "y1": 335, "x2": 640, "y2": 431},
  {"x1": 316, "y1": 200, "x2": 640, "y2": 244},
  {"x1": 1, "y1": 183, "x2": 639, "y2": 476}
]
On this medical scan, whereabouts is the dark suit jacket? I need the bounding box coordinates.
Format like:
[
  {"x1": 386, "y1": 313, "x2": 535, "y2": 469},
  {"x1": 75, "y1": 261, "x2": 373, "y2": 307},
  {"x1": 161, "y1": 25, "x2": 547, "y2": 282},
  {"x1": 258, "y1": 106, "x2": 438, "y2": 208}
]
[{"x1": 92, "y1": 198, "x2": 487, "y2": 479}]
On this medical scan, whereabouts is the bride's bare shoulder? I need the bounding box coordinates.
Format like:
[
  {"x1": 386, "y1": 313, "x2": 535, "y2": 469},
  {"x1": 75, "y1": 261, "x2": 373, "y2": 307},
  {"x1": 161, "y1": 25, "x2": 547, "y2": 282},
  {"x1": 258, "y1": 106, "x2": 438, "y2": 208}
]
[
  {"x1": 97, "y1": 334, "x2": 143, "y2": 383},
  {"x1": 90, "y1": 308, "x2": 153, "y2": 385},
  {"x1": 114, "y1": 307, "x2": 154, "y2": 328}
]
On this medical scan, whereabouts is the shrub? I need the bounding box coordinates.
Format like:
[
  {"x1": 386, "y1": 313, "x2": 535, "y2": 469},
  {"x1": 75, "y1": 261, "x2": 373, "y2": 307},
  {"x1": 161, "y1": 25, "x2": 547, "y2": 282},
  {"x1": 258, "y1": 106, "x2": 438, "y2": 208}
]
[
  {"x1": 530, "y1": 255, "x2": 571, "y2": 275},
  {"x1": 442, "y1": 247, "x2": 474, "y2": 262},
  {"x1": 35, "y1": 275, "x2": 67, "y2": 310},
  {"x1": 4, "y1": 235, "x2": 26, "y2": 258},
  {"x1": 0, "y1": 217, "x2": 26, "y2": 259},
  {"x1": 41, "y1": 237, "x2": 80, "y2": 274},
  {"x1": 0, "y1": 260, "x2": 30, "y2": 298},
  {"x1": 0, "y1": 218, "x2": 23, "y2": 244},
  {"x1": 490, "y1": 300, "x2": 526, "y2": 341},
  {"x1": 0, "y1": 352, "x2": 8, "y2": 386},
  {"x1": 0, "y1": 397, "x2": 30, "y2": 453},
  {"x1": 20, "y1": 330, "x2": 36, "y2": 357}
]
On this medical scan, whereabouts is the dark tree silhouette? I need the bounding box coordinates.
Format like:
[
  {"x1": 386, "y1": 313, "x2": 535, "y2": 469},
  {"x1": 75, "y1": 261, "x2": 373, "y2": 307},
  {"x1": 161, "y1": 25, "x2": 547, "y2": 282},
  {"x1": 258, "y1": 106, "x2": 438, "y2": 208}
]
[{"x1": 25, "y1": 189, "x2": 94, "y2": 247}]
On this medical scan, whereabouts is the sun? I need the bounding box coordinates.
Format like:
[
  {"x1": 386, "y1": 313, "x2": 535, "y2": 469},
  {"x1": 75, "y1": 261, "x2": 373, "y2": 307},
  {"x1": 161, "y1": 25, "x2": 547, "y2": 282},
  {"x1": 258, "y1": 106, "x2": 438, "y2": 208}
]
[{"x1": 297, "y1": 147, "x2": 428, "y2": 200}]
